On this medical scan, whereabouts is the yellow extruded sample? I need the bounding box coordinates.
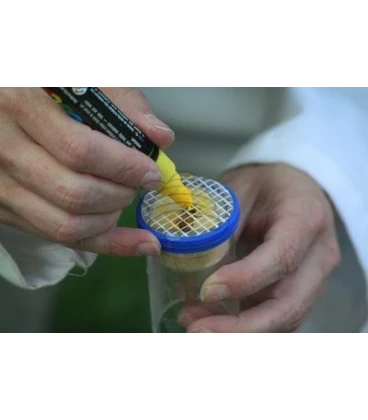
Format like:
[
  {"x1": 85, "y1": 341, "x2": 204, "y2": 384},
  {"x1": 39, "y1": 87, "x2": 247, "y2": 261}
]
[
  {"x1": 149, "y1": 192, "x2": 217, "y2": 234},
  {"x1": 156, "y1": 150, "x2": 194, "y2": 208}
]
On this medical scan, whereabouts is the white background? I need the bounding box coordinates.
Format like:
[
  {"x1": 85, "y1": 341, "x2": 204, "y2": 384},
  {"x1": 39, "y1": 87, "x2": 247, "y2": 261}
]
[{"x1": 2, "y1": 0, "x2": 368, "y2": 418}]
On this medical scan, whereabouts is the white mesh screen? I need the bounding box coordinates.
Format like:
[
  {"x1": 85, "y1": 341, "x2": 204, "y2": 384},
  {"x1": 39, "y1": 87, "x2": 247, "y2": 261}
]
[{"x1": 140, "y1": 175, "x2": 233, "y2": 237}]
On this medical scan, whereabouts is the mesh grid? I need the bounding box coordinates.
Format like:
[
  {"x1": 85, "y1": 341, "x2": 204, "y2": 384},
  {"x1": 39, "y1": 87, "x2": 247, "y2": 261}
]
[{"x1": 140, "y1": 175, "x2": 234, "y2": 238}]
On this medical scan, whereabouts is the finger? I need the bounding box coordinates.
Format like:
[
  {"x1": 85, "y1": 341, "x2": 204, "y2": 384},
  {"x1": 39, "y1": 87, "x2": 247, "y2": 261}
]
[
  {"x1": 0, "y1": 205, "x2": 59, "y2": 242},
  {"x1": 178, "y1": 302, "x2": 234, "y2": 329},
  {"x1": 188, "y1": 244, "x2": 325, "y2": 333},
  {"x1": 0, "y1": 205, "x2": 161, "y2": 257},
  {"x1": 200, "y1": 215, "x2": 319, "y2": 302},
  {"x1": 0, "y1": 205, "x2": 44, "y2": 235},
  {"x1": 101, "y1": 88, "x2": 175, "y2": 147},
  {"x1": 73, "y1": 226, "x2": 161, "y2": 256},
  {"x1": 14, "y1": 88, "x2": 162, "y2": 189},
  {"x1": 1, "y1": 123, "x2": 137, "y2": 214},
  {"x1": 0, "y1": 170, "x2": 122, "y2": 242},
  {"x1": 187, "y1": 301, "x2": 294, "y2": 333}
]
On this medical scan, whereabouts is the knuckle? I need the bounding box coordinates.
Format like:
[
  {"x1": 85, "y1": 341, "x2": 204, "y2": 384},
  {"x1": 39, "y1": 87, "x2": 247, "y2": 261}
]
[
  {"x1": 310, "y1": 198, "x2": 329, "y2": 234},
  {"x1": 279, "y1": 241, "x2": 300, "y2": 278},
  {"x1": 56, "y1": 181, "x2": 91, "y2": 213},
  {"x1": 114, "y1": 157, "x2": 147, "y2": 186},
  {"x1": 106, "y1": 237, "x2": 120, "y2": 256},
  {"x1": 54, "y1": 215, "x2": 83, "y2": 243},
  {"x1": 104, "y1": 230, "x2": 128, "y2": 256},
  {"x1": 324, "y1": 238, "x2": 341, "y2": 272},
  {"x1": 60, "y1": 132, "x2": 92, "y2": 171},
  {"x1": 243, "y1": 274, "x2": 260, "y2": 296},
  {"x1": 282, "y1": 303, "x2": 305, "y2": 332},
  {"x1": 332, "y1": 245, "x2": 342, "y2": 268}
]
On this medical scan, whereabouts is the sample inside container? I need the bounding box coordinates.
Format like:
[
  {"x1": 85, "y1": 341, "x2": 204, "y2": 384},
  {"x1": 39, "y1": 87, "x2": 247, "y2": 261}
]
[{"x1": 137, "y1": 174, "x2": 240, "y2": 332}]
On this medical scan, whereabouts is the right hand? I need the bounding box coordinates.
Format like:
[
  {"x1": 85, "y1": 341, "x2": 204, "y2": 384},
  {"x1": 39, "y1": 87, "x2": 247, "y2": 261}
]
[{"x1": 0, "y1": 87, "x2": 175, "y2": 256}]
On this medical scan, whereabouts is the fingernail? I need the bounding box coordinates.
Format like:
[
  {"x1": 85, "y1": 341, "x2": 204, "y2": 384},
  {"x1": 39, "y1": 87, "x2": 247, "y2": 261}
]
[
  {"x1": 141, "y1": 171, "x2": 162, "y2": 190},
  {"x1": 200, "y1": 284, "x2": 230, "y2": 302},
  {"x1": 188, "y1": 328, "x2": 213, "y2": 333},
  {"x1": 200, "y1": 273, "x2": 230, "y2": 301},
  {"x1": 146, "y1": 114, "x2": 175, "y2": 139},
  {"x1": 137, "y1": 242, "x2": 161, "y2": 256}
]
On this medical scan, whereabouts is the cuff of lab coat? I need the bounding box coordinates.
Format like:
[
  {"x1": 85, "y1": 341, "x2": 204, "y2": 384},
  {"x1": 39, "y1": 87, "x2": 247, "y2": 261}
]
[{"x1": 0, "y1": 225, "x2": 97, "y2": 289}]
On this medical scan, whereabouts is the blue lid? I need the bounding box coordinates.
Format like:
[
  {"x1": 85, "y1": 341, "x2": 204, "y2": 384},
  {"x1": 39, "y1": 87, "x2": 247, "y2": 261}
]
[{"x1": 136, "y1": 182, "x2": 240, "y2": 254}]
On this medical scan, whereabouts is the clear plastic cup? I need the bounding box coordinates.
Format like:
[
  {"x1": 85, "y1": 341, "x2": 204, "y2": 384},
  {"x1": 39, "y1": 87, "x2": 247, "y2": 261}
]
[{"x1": 137, "y1": 175, "x2": 240, "y2": 333}]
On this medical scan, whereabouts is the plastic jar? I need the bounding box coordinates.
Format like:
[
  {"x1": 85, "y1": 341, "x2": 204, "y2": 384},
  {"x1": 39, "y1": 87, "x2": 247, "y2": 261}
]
[{"x1": 136, "y1": 175, "x2": 240, "y2": 333}]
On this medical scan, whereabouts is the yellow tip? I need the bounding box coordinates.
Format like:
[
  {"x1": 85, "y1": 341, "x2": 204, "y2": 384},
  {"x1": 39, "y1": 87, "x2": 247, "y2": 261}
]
[
  {"x1": 156, "y1": 150, "x2": 194, "y2": 208},
  {"x1": 161, "y1": 177, "x2": 194, "y2": 208}
]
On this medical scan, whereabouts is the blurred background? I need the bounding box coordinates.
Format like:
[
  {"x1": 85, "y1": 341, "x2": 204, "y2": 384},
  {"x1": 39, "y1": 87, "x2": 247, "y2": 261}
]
[{"x1": 0, "y1": 88, "x2": 366, "y2": 332}]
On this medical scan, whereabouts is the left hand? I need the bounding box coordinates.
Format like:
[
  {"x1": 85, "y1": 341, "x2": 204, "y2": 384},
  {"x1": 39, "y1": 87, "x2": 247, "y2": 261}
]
[{"x1": 183, "y1": 164, "x2": 341, "y2": 333}]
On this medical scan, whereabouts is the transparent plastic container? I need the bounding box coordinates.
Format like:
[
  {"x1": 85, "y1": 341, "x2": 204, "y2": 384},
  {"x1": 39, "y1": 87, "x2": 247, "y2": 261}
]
[{"x1": 137, "y1": 175, "x2": 240, "y2": 333}]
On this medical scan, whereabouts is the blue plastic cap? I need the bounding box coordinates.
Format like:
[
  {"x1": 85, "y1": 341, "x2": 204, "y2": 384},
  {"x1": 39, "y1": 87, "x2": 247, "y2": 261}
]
[{"x1": 136, "y1": 184, "x2": 240, "y2": 254}]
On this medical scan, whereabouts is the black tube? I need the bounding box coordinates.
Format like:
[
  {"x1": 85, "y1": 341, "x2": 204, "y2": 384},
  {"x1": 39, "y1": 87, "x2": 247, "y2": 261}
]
[{"x1": 43, "y1": 87, "x2": 159, "y2": 161}]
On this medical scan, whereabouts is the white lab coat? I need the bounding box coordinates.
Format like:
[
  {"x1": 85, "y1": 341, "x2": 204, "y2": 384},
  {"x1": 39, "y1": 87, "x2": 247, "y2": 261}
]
[{"x1": 1, "y1": 87, "x2": 367, "y2": 332}]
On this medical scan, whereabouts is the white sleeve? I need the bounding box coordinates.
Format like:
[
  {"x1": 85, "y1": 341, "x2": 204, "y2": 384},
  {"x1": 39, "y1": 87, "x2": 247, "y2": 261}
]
[
  {"x1": 227, "y1": 87, "x2": 368, "y2": 277},
  {"x1": 0, "y1": 225, "x2": 97, "y2": 289}
]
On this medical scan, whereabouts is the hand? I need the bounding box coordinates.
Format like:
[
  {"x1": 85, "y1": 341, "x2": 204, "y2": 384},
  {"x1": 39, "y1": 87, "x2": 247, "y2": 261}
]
[
  {"x1": 0, "y1": 87, "x2": 174, "y2": 256},
  {"x1": 184, "y1": 164, "x2": 341, "y2": 333}
]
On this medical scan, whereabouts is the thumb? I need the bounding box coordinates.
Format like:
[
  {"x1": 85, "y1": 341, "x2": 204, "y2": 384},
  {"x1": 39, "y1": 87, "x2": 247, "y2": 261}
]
[{"x1": 100, "y1": 87, "x2": 175, "y2": 148}]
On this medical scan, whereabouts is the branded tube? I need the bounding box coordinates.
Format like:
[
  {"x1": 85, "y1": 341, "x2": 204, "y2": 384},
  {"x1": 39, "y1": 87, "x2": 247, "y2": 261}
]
[{"x1": 44, "y1": 87, "x2": 193, "y2": 208}]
